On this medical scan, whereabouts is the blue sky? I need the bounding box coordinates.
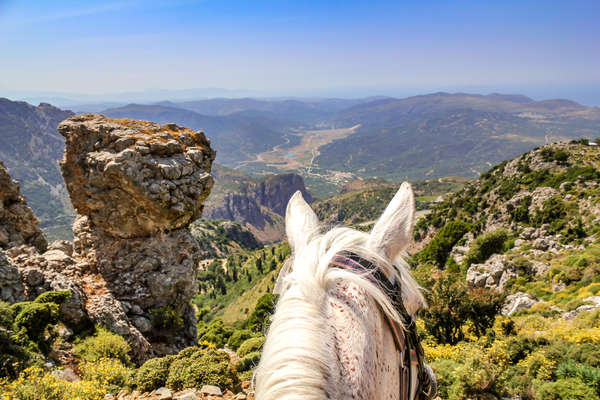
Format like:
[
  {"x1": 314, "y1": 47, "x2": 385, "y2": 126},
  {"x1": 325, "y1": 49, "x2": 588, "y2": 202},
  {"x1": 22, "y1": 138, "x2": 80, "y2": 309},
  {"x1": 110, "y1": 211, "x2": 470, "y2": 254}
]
[{"x1": 0, "y1": 0, "x2": 599, "y2": 103}]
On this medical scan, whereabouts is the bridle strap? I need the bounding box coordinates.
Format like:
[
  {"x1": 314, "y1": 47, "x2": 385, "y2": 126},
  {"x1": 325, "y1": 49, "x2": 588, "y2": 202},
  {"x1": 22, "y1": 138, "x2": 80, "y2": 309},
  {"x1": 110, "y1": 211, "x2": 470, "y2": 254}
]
[{"x1": 330, "y1": 253, "x2": 435, "y2": 400}]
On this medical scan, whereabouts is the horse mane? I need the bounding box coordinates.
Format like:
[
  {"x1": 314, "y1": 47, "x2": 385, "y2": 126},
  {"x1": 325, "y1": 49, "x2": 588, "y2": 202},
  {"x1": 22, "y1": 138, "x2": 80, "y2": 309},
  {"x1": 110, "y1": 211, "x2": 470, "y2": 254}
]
[{"x1": 254, "y1": 225, "x2": 425, "y2": 400}]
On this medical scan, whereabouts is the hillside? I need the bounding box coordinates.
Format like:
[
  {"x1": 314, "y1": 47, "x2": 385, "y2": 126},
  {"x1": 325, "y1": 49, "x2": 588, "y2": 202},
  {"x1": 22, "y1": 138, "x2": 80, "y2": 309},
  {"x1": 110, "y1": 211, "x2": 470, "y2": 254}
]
[
  {"x1": 0, "y1": 98, "x2": 75, "y2": 240},
  {"x1": 408, "y1": 140, "x2": 600, "y2": 399},
  {"x1": 312, "y1": 176, "x2": 469, "y2": 226},
  {"x1": 317, "y1": 93, "x2": 600, "y2": 181}
]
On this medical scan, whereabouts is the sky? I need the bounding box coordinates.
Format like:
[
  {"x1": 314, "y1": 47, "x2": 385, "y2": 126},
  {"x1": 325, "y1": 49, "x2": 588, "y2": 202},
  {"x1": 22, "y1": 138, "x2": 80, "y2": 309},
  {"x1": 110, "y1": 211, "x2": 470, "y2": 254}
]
[{"x1": 0, "y1": 0, "x2": 599, "y2": 104}]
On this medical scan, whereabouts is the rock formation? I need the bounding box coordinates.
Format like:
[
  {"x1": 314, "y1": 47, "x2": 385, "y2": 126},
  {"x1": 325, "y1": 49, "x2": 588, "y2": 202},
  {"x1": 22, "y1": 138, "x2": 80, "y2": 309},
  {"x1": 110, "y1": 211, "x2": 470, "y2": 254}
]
[
  {"x1": 204, "y1": 169, "x2": 313, "y2": 243},
  {"x1": 4, "y1": 114, "x2": 216, "y2": 362},
  {"x1": 0, "y1": 161, "x2": 47, "y2": 252}
]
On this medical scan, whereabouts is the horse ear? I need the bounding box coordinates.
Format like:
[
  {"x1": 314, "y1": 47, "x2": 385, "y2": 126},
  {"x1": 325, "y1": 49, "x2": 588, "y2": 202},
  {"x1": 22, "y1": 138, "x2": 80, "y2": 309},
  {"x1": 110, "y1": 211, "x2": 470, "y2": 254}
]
[
  {"x1": 368, "y1": 182, "x2": 415, "y2": 260},
  {"x1": 285, "y1": 191, "x2": 319, "y2": 253}
]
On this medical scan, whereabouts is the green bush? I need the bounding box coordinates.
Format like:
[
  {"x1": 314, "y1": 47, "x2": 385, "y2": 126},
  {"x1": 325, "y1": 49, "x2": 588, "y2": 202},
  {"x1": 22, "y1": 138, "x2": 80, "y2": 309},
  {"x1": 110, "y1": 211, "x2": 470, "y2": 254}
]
[
  {"x1": 74, "y1": 327, "x2": 131, "y2": 365},
  {"x1": 134, "y1": 355, "x2": 175, "y2": 392},
  {"x1": 197, "y1": 319, "x2": 234, "y2": 348},
  {"x1": 12, "y1": 302, "x2": 59, "y2": 348},
  {"x1": 227, "y1": 329, "x2": 255, "y2": 351},
  {"x1": 149, "y1": 305, "x2": 184, "y2": 330},
  {"x1": 536, "y1": 378, "x2": 599, "y2": 400},
  {"x1": 430, "y1": 359, "x2": 460, "y2": 400},
  {"x1": 533, "y1": 195, "x2": 567, "y2": 227},
  {"x1": 556, "y1": 360, "x2": 600, "y2": 395},
  {"x1": 463, "y1": 229, "x2": 509, "y2": 268},
  {"x1": 418, "y1": 220, "x2": 471, "y2": 267},
  {"x1": 509, "y1": 195, "x2": 532, "y2": 223},
  {"x1": 165, "y1": 347, "x2": 238, "y2": 391},
  {"x1": 244, "y1": 294, "x2": 278, "y2": 333},
  {"x1": 237, "y1": 336, "x2": 265, "y2": 358},
  {"x1": 235, "y1": 351, "x2": 261, "y2": 372}
]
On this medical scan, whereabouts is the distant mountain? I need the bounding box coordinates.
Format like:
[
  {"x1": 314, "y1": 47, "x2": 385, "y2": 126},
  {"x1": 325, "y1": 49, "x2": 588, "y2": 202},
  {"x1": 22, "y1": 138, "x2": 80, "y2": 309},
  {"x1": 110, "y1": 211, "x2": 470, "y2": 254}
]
[
  {"x1": 169, "y1": 97, "x2": 374, "y2": 123},
  {"x1": 316, "y1": 92, "x2": 600, "y2": 180},
  {"x1": 0, "y1": 98, "x2": 75, "y2": 240}
]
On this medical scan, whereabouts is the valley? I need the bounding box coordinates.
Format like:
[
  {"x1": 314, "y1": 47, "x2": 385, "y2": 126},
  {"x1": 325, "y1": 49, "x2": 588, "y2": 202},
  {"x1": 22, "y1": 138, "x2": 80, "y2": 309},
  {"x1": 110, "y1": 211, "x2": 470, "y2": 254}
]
[{"x1": 1, "y1": 100, "x2": 600, "y2": 399}]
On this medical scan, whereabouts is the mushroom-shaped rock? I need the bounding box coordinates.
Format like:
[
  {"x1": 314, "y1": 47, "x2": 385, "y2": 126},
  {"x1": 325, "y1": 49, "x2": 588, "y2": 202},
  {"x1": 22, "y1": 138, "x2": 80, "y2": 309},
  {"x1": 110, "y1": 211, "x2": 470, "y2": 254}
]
[{"x1": 58, "y1": 114, "x2": 216, "y2": 238}]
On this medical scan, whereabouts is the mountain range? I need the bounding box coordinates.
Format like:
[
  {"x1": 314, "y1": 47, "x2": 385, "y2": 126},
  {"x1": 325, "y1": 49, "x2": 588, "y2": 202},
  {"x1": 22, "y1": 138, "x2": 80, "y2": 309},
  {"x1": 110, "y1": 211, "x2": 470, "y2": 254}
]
[{"x1": 1, "y1": 93, "x2": 599, "y2": 241}]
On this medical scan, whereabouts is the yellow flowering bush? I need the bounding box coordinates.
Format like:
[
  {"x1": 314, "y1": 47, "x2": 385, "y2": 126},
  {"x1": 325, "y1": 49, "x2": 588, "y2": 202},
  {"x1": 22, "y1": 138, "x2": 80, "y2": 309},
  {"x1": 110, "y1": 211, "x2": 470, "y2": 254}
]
[
  {"x1": 517, "y1": 352, "x2": 556, "y2": 380},
  {"x1": 0, "y1": 366, "x2": 105, "y2": 400},
  {"x1": 79, "y1": 358, "x2": 133, "y2": 394}
]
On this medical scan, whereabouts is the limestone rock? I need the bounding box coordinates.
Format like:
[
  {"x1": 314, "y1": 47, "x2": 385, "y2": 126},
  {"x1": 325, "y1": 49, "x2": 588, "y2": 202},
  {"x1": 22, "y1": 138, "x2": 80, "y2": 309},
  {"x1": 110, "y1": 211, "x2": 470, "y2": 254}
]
[
  {"x1": 466, "y1": 254, "x2": 517, "y2": 291},
  {"x1": 562, "y1": 296, "x2": 600, "y2": 319},
  {"x1": 0, "y1": 250, "x2": 26, "y2": 303},
  {"x1": 58, "y1": 114, "x2": 215, "y2": 238},
  {"x1": 0, "y1": 161, "x2": 47, "y2": 252},
  {"x1": 501, "y1": 292, "x2": 539, "y2": 316}
]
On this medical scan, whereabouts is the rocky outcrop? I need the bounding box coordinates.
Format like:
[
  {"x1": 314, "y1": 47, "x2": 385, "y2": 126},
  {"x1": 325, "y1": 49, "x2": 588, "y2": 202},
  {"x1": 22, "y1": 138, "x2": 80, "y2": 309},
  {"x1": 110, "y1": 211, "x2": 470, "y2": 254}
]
[
  {"x1": 204, "y1": 171, "x2": 312, "y2": 243},
  {"x1": 60, "y1": 115, "x2": 214, "y2": 238},
  {"x1": 5, "y1": 114, "x2": 216, "y2": 362},
  {"x1": 466, "y1": 254, "x2": 518, "y2": 291},
  {"x1": 0, "y1": 161, "x2": 47, "y2": 252}
]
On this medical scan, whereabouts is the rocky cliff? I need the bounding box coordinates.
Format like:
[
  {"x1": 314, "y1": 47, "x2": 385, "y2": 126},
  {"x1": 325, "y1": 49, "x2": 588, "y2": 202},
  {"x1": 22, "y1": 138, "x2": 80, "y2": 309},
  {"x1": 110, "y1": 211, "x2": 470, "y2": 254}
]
[
  {"x1": 0, "y1": 161, "x2": 47, "y2": 252},
  {"x1": 203, "y1": 166, "x2": 313, "y2": 243},
  {"x1": 0, "y1": 98, "x2": 75, "y2": 241},
  {"x1": 3, "y1": 114, "x2": 216, "y2": 362}
]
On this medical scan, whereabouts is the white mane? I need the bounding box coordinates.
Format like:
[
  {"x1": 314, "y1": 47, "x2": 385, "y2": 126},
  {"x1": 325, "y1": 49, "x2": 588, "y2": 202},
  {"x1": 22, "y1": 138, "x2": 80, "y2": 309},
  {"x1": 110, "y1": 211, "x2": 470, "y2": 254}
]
[{"x1": 255, "y1": 184, "x2": 425, "y2": 399}]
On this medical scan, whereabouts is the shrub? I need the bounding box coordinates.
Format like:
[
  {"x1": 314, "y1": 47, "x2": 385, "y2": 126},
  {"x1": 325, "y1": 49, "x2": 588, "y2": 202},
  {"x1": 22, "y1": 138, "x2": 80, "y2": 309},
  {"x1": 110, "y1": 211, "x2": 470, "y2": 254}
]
[
  {"x1": 463, "y1": 229, "x2": 509, "y2": 268},
  {"x1": 165, "y1": 347, "x2": 238, "y2": 391},
  {"x1": 149, "y1": 305, "x2": 184, "y2": 330},
  {"x1": 227, "y1": 329, "x2": 255, "y2": 351},
  {"x1": 134, "y1": 355, "x2": 174, "y2": 392},
  {"x1": 536, "y1": 378, "x2": 599, "y2": 400},
  {"x1": 12, "y1": 302, "x2": 59, "y2": 350},
  {"x1": 237, "y1": 336, "x2": 265, "y2": 358},
  {"x1": 421, "y1": 272, "x2": 469, "y2": 345},
  {"x1": 418, "y1": 220, "x2": 471, "y2": 267},
  {"x1": 556, "y1": 360, "x2": 600, "y2": 395},
  {"x1": 79, "y1": 358, "x2": 133, "y2": 394},
  {"x1": 74, "y1": 328, "x2": 131, "y2": 365},
  {"x1": 0, "y1": 366, "x2": 105, "y2": 400},
  {"x1": 197, "y1": 319, "x2": 234, "y2": 348},
  {"x1": 235, "y1": 351, "x2": 261, "y2": 372},
  {"x1": 532, "y1": 195, "x2": 567, "y2": 227},
  {"x1": 466, "y1": 288, "x2": 506, "y2": 337},
  {"x1": 430, "y1": 358, "x2": 460, "y2": 400},
  {"x1": 244, "y1": 294, "x2": 278, "y2": 333},
  {"x1": 509, "y1": 195, "x2": 532, "y2": 223}
]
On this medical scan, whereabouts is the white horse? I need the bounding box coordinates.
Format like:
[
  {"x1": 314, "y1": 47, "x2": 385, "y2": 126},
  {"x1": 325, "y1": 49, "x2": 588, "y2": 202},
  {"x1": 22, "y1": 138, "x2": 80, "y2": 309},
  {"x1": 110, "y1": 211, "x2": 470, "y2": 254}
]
[{"x1": 255, "y1": 183, "x2": 435, "y2": 400}]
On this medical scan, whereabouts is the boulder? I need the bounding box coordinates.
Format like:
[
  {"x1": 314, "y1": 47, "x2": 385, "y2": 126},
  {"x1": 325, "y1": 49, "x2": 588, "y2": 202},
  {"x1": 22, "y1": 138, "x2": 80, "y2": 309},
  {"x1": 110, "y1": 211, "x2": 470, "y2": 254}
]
[{"x1": 501, "y1": 292, "x2": 540, "y2": 316}]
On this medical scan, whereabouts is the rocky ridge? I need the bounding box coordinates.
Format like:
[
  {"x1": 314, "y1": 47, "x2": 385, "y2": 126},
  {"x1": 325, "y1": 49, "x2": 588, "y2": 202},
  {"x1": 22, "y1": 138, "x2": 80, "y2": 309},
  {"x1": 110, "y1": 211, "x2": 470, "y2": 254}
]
[
  {"x1": 416, "y1": 141, "x2": 600, "y2": 318},
  {"x1": 2, "y1": 114, "x2": 216, "y2": 361}
]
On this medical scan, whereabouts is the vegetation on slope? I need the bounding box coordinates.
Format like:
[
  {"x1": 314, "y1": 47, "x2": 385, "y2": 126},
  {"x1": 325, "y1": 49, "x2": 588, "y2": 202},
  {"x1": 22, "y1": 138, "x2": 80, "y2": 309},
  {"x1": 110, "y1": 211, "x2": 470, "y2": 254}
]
[{"x1": 410, "y1": 140, "x2": 600, "y2": 399}]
